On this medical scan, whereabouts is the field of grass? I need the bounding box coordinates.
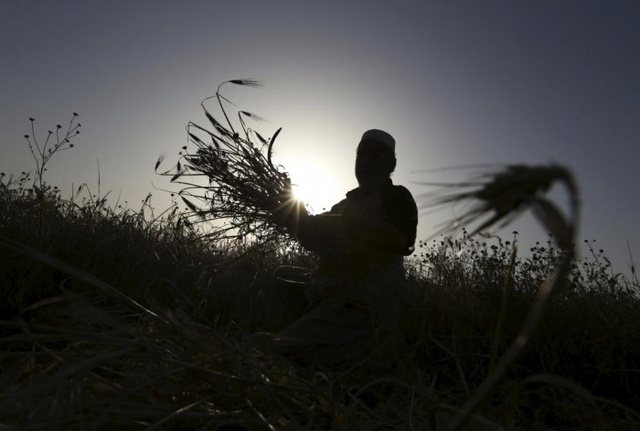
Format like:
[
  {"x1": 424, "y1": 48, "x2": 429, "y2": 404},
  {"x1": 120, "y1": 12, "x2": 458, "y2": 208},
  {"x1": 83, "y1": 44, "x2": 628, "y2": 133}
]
[
  {"x1": 1, "y1": 169, "x2": 639, "y2": 431},
  {"x1": 1, "y1": 110, "x2": 639, "y2": 430}
]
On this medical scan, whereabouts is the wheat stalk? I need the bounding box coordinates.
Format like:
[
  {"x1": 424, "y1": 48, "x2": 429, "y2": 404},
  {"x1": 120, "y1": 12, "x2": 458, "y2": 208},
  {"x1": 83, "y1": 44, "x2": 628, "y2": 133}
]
[
  {"x1": 421, "y1": 163, "x2": 580, "y2": 430},
  {"x1": 420, "y1": 164, "x2": 577, "y2": 248}
]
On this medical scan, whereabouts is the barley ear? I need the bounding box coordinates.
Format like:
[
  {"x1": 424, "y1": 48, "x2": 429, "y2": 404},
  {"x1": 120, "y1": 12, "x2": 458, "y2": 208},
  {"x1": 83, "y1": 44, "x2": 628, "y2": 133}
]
[{"x1": 154, "y1": 154, "x2": 166, "y2": 172}]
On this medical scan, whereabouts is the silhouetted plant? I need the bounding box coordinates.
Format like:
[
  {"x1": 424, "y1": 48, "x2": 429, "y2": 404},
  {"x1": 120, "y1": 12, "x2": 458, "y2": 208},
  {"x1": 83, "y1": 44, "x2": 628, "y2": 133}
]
[
  {"x1": 24, "y1": 113, "x2": 81, "y2": 195},
  {"x1": 156, "y1": 80, "x2": 299, "y2": 245},
  {"x1": 420, "y1": 163, "x2": 580, "y2": 430}
]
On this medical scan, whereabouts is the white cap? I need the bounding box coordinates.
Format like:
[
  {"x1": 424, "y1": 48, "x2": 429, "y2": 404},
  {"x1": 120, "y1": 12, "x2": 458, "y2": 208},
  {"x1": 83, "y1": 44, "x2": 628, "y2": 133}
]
[{"x1": 358, "y1": 129, "x2": 395, "y2": 152}]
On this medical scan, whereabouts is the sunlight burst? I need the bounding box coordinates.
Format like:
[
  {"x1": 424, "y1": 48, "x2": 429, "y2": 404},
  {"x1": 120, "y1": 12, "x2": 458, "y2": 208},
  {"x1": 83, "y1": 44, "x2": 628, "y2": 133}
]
[{"x1": 286, "y1": 160, "x2": 341, "y2": 214}]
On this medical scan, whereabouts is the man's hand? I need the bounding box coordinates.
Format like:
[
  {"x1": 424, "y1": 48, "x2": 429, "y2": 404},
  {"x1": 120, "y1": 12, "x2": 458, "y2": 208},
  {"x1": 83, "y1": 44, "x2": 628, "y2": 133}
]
[{"x1": 268, "y1": 182, "x2": 309, "y2": 232}]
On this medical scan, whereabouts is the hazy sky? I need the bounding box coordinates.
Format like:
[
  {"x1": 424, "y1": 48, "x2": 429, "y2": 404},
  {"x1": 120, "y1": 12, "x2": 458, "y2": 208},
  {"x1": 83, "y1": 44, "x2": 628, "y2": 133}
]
[{"x1": 2, "y1": 1, "x2": 639, "y2": 277}]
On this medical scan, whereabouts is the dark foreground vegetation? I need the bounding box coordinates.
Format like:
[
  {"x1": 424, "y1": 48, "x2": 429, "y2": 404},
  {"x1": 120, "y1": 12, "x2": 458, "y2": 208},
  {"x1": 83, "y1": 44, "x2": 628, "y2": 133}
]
[
  {"x1": 2, "y1": 107, "x2": 640, "y2": 430},
  {"x1": 1, "y1": 172, "x2": 640, "y2": 431}
]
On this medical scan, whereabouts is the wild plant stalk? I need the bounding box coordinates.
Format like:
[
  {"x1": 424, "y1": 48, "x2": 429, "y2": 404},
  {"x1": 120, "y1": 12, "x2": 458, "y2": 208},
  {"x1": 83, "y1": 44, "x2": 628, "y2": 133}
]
[
  {"x1": 24, "y1": 113, "x2": 81, "y2": 194},
  {"x1": 422, "y1": 164, "x2": 580, "y2": 430},
  {"x1": 21, "y1": 114, "x2": 81, "y2": 234},
  {"x1": 488, "y1": 246, "x2": 517, "y2": 372}
]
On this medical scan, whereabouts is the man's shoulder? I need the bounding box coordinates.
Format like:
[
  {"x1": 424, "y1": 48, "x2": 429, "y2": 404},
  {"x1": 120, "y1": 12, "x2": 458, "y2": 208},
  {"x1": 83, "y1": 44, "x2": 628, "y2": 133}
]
[
  {"x1": 328, "y1": 196, "x2": 348, "y2": 214},
  {"x1": 385, "y1": 183, "x2": 416, "y2": 203},
  {"x1": 388, "y1": 183, "x2": 413, "y2": 196},
  {"x1": 329, "y1": 182, "x2": 416, "y2": 213}
]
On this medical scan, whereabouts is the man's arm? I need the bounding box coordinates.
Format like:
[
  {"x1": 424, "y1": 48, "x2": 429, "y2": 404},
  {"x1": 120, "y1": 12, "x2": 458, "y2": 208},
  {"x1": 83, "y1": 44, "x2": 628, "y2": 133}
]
[
  {"x1": 269, "y1": 188, "x2": 413, "y2": 255},
  {"x1": 295, "y1": 214, "x2": 409, "y2": 255}
]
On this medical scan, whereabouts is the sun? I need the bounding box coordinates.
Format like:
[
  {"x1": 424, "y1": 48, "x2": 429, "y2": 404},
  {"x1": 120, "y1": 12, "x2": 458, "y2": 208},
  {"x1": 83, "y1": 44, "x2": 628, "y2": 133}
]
[{"x1": 285, "y1": 160, "x2": 341, "y2": 214}]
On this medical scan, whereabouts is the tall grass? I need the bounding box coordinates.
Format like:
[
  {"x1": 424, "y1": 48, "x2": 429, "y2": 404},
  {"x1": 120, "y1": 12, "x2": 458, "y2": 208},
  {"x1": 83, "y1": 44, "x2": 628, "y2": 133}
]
[{"x1": 1, "y1": 111, "x2": 639, "y2": 430}]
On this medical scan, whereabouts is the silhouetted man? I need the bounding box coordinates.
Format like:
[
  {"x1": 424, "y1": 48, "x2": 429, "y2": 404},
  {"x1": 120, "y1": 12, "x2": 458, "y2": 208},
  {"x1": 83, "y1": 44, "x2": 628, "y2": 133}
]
[{"x1": 269, "y1": 129, "x2": 418, "y2": 369}]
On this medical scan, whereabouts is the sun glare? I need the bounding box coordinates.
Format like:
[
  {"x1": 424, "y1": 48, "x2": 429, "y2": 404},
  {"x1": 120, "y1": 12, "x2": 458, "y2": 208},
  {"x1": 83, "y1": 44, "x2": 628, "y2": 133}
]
[{"x1": 286, "y1": 160, "x2": 341, "y2": 214}]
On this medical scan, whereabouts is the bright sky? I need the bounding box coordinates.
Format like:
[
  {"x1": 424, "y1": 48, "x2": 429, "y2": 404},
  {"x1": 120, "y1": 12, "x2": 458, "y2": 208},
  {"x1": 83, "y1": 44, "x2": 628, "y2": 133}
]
[{"x1": 2, "y1": 1, "x2": 639, "y2": 278}]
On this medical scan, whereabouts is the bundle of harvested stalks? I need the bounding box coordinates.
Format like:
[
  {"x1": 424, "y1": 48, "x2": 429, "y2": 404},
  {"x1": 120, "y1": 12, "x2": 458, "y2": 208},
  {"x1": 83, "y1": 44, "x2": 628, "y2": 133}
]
[{"x1": 157, "y1": 79, "x2": 301, "y2": 244}]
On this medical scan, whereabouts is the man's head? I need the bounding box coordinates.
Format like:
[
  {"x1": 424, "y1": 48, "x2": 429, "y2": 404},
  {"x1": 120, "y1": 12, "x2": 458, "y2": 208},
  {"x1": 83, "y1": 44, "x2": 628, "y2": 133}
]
[{"x1": 355, "y1": 129, "x2": 397, "y2": 187}]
